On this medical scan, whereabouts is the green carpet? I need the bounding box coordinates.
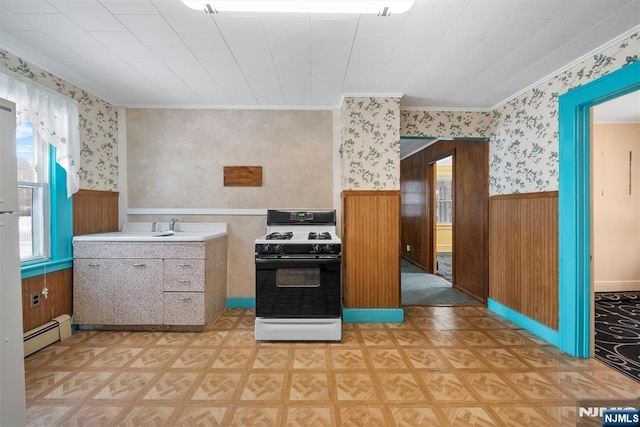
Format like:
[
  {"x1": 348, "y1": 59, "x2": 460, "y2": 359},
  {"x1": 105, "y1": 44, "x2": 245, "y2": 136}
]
[{"x1": 401, "y1": 260, "x2": 479, "y2": 306}]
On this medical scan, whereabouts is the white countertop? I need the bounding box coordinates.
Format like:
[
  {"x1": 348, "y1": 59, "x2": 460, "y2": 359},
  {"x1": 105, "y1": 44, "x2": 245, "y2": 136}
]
[{"x1": 73, "y1": 222, "x2": 227, "y2": 242}]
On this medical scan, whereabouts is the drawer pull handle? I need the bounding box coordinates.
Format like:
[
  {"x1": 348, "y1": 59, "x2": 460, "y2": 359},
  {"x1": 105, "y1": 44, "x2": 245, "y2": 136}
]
[
  {"x1": 178, "y1": 279, "x2": 191, "y2": 284},
  {"x1": 178, "y1": 263, "x2": 191, "y2": 267},
  {"x1": 178, "y1": 297, "x2": 191, "y2": 302},
  {"x1": 133, "y1": 263, "x2": 146, "y2": 267},
  {"x1": 88, "y1": 263, "x2": 100, "y2": 267}
]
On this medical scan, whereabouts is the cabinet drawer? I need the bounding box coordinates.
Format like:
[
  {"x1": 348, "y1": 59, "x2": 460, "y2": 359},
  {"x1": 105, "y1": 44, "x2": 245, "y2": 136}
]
[
  {"x1": 164, "y1": 292, "x2": 205, "y2": 325},
  {"x1": 164, "y1": 275, "x2": 204, "y2": 292},
  {"x1": 73, "y1": 242, "x2": 165, "y2": 259},
  {"x1": 163, "y1": 259, "x2": 205, "y2": 275},
  {"x1": 165, "y1": 243, "x2": 205, "y2": 259}
]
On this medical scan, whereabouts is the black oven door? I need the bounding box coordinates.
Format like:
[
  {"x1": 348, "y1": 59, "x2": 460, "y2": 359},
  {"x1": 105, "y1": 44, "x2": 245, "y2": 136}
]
[{"x1": 255, "y1": 256, "x2": 341, "y2": 318}]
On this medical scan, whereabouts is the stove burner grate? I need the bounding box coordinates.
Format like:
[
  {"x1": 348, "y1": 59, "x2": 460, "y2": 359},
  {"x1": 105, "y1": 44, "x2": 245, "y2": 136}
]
[
  {"x1": 266, "y1": 232, "x2": 293, "y2": 240},
  {"x1": 309, "y1": 232, "x2": 332, "y2": 240}
]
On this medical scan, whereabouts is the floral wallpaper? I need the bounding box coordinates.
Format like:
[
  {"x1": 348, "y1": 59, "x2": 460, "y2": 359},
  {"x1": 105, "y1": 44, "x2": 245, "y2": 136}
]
[
  {"x1": 489, "y1": 31, "x2": 639, "y2": 195},
  {"x1": 341, "y1": 96, "x2": 401, "y2": 190},
  {"x1": 0, "y1": 49, "x2": 118, "y2": 191},
  {"x1": 400, "y1": 110, "x2": 493, "y2": 138}
]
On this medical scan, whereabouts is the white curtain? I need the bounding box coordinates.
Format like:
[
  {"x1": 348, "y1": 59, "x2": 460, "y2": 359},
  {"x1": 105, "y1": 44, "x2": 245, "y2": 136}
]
[{"x1": 0, "y1": 72, "x2": 80, "y2": 196}]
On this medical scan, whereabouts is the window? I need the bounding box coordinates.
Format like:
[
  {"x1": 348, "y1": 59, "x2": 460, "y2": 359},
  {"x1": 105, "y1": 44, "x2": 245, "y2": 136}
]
[
  {"x1": 1, "y1": 71, "x2": 79, "y2": 278},
  {"x1": 435, "y1": 157, "x2": 453, "y2": 224},
  {"x1": 17, "y1": 122, "x2": 50, "y2": 262}
]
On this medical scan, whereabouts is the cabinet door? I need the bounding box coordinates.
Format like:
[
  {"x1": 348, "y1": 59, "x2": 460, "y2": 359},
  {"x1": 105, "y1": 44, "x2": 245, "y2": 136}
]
[
  {"x1": 164, "y1": 292, "x2": 205, "y2": 325},
  {"x1": 113, "y1": 259, "x2": 163, "y2": 325},
  {"x1": 73, "y1": 259, "x2": 116, "y2": 324}
]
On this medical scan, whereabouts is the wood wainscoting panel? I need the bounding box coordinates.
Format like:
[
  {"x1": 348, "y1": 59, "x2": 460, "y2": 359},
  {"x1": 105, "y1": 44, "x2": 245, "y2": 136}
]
[
  {"x1": 342, "y1": 190, "x2": 401, "y2": 308},
  {"x1": 72, "y1": 189, "x2": 119, "y2": 235},
  {"x1": 22, "y1": 268, "x2": 73, "y2": 332},
  {"x1": 489, "y1": 191, "x2": 559, "y2": 330}
]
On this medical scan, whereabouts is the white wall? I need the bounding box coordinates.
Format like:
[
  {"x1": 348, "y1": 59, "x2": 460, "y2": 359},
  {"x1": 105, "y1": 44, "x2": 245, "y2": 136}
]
[{"x1": 593, "y1": 123, "x2": 640, "y2": 292}]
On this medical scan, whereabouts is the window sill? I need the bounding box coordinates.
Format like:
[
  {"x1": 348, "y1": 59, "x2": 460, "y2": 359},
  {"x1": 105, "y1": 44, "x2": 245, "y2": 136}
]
[{"x1": 21, "y1": 257, "x2": 73, "y2": 279}]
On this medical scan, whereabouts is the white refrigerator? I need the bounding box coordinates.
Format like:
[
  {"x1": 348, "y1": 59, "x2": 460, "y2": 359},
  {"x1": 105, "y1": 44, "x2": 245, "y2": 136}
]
[{"x1": 0, "y1": 97, "x2": 27, "y2": 425}]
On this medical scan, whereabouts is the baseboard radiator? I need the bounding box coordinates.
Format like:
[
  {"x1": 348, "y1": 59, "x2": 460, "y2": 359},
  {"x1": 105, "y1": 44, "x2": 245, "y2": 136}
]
[{"x1": 23, "y1": 314, "x2": 72, "y2": 357}]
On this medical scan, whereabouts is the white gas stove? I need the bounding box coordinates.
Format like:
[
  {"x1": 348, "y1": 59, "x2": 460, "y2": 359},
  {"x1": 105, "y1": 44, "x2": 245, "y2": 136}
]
[{"x1": 254, "y1": 210, "x2": 342, "y2": 341}]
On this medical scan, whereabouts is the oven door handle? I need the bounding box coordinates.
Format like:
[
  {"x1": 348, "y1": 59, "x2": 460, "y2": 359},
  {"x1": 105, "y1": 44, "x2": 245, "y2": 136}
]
[
  {"x1": 276, "y1": 283, "x2": 320, "y2": 288},
  {"x1": 256, "y1": 255, "x2": 340, "y2": 264}
]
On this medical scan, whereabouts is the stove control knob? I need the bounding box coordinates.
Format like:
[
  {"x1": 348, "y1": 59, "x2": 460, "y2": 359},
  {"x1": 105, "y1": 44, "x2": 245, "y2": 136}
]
[
  {"x1": 312, "y1": 244, "x2": 321, "y2": 253},
  {"x1": 323, "y1": 244, "x2": 333, "y2": 253},
  {"x1": 263, "y1": 244, "x2": 281, "y2": 253}
]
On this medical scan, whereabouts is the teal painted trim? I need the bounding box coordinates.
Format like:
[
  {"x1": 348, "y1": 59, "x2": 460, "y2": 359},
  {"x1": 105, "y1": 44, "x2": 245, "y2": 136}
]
[
  {"x1": 21, "y1": 257, "x2": 73, "y2": 279},
  {"x1": 20, "y1": 146, "x2": 73, "y2": 280},
  {"x1": 50, "y1": 146, "x2": 73, "y2": 262},
  {"x1": 487, "y1": 299, "x2": 560, "y2": 347},
  {"x1": 558, "y1": 60, "x2": 640, "y2": 358},
  {"x1": 227, "y1": 297, "x2": 255, "y2": 309},
  {"x1": 343, "y1": 308, "x2": 404, "y2": 323}
]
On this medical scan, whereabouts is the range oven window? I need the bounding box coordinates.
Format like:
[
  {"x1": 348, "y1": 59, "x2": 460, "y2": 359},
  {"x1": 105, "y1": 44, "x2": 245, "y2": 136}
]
[
  {"x1": 256, "y1": 258, "x2": 341, "y2": 318},
  {"x1": 276, "y1": 268, "x2": 320, "y2": 287}
]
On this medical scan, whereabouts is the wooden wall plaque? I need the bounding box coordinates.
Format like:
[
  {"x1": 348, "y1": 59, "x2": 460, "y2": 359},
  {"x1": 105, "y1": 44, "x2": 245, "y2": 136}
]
[{"x1": 223, "y1": 166, "x2": 263, "y2": 186}]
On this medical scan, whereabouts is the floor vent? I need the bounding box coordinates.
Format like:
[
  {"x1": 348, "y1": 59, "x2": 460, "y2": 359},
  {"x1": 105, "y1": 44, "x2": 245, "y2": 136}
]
[{"x1": 23, "y1": 314, "x2": 72, "y2": 357}]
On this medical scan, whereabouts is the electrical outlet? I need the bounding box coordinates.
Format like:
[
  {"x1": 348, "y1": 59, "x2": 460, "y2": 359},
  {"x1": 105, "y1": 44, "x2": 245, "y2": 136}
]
[
  {"x1": 30, "y1": 292, "x2": 40, "y2": 307},
  {"x1": 406, "y1": 245, "x2": 411, "y2": 252}
]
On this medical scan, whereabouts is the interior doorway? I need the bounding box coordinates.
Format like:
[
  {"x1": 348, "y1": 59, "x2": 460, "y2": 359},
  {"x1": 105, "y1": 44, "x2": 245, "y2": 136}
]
[
  {"x1": 434, "y1": 156, "x2": 453, "y2": 284},
  {"x1": 590, "y1": 91, "x2": 640, "y2": 381},
  {"x1": 557, "y1": 59, "x2": 640, "y2": 358}
]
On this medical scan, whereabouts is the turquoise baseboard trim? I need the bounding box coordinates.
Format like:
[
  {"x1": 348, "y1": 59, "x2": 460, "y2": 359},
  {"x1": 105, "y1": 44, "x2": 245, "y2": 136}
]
[
  {"x1": 343, "y1": 308, "x2": 404, "y2": 323},
  {"x1": 227, "y1": 297, "x2": 255, "y2": 309},
  {"x1": 487, "y1": 298, "x2": 560, "y2": 347},
  {"x1": 225, "y1": 298, "x2": 405, "y2": 323}
]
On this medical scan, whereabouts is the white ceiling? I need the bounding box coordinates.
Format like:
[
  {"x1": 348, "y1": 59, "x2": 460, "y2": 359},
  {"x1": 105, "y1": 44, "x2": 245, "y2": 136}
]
[{"x1": 0, "y1": 0, "x2": 639, "y2": 110}]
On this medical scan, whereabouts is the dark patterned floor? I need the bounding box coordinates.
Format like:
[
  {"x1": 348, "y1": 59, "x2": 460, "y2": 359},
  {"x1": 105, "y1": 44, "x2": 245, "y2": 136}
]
[
  {"x1": 594, "y1": 292, "x2": 640, "y2": 383},
  {"x1": 436, "y1": 252, "x2": 452, "y2": 282}
]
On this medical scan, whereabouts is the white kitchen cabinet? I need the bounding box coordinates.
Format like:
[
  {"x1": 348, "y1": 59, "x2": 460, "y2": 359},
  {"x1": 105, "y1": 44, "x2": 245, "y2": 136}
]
[{"x1": 73, "y1": 235, "x2": 228, "y2": 331}]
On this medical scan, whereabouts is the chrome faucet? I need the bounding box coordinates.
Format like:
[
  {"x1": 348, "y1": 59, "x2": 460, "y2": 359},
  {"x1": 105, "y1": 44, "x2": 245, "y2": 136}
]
[{"x1": 169, "y1": 217, "x2": 178, "y2": 231}]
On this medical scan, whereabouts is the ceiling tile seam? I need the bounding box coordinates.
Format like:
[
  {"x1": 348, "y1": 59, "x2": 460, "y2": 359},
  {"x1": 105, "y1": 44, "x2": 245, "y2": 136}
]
[
  {"x1": 449, "y1": 18, "x2": 559, "y2": 101},
  {"x1": 445, "y1": 1, "x2": 559, "y2": 101},
  {"x1": 207, "y1": 12, "x2": 259, "y2": 105},
  {"x1": 397, "y1": 0, "x2": 471, "y2": 96},
  {"x1": 339, "y1": 15, "x2": 362, "y2": 95},
  {"x1": 490, "y1": 21, "x2": 640, "y2": 111},
  {"x1": 0, "y1": 43, "x2": 124, "y2": 107},
  {"x1": 370, "y1": 8, "x2": 417, "y2": 91},
  {"x1": 308, "y1": 13, "x2": 314, "y2": 104},
  {"x1": 90, "y1": 4, "x2": 200, "y2": 104},
  {"x1": 169, "y1": 25, "x2": 233, "y2": 104},
  {"x1": 150, "y1": 2, "x2": 212, "y2": 105},
  {"x1": 261, "y1": 15, "x2": 287, "y2": 105}
]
